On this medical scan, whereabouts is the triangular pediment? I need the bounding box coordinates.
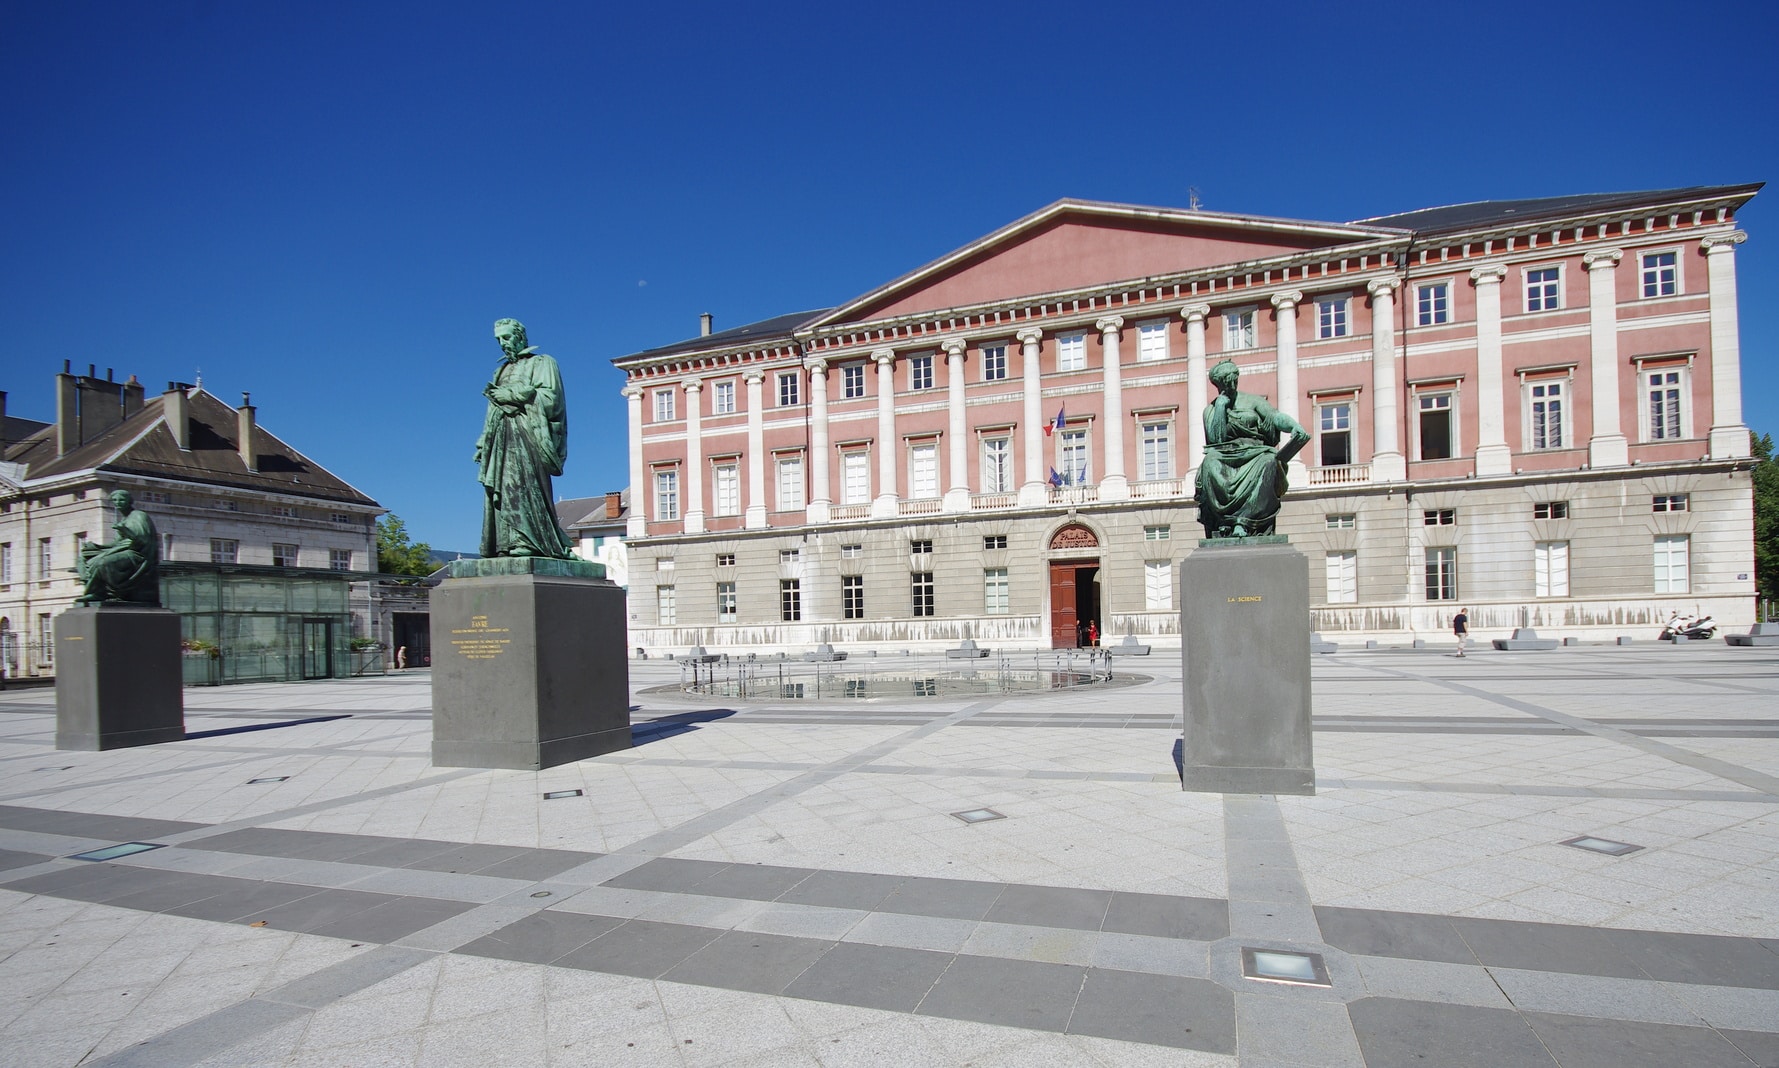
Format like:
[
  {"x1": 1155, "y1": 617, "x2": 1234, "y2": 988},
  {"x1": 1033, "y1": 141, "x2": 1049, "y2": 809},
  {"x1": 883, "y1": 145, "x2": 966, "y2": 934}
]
[{"x1": 815, "y1": 200, "x2": 1399, "y2": 327}]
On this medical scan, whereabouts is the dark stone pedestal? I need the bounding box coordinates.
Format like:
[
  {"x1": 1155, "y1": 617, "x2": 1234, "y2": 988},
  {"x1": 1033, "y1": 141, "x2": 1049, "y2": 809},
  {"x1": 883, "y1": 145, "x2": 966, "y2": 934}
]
[
  {"x1": 55, "y1": 607, "x2": 184, "y2": 751},
  {"x1": 431, "y1": 569, "x2": 631, "y2": 770},
  {"x1": 1179, "y1": 540, "x2": 1314, "y2": 795}
]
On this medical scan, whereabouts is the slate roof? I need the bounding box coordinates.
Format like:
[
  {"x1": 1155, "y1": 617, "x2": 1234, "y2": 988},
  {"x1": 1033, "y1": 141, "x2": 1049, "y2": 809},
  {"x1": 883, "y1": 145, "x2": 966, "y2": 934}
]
[
  {"x1": 1356, "y1": 183, "x2": 1762, "y2": 234},
  {"x1": 619, "y1": 309, "x2": 832, "y2": 365},
  {"x1": 3, "y1": 389, "x2": 378, "y2": 507},
  {"x1": 2, "y1": 415, "x2": 50, "y2": 445},
  {"x1": 557, "y1": 489, "x2": 628, "y2": 531}
]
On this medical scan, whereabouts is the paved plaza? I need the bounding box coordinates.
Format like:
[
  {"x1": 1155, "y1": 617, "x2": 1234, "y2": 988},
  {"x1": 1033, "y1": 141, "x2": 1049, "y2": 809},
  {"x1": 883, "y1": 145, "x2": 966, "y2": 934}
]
[{"x1": 0, "y1": 643, "x2": 1776, "y2": 1067}]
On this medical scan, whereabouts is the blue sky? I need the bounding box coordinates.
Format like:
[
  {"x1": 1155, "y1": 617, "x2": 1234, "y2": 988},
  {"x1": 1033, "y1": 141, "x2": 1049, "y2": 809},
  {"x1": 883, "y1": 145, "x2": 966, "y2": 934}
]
[{"x1": 4, "y1": 0, "x2": 1776, "y2": 553}]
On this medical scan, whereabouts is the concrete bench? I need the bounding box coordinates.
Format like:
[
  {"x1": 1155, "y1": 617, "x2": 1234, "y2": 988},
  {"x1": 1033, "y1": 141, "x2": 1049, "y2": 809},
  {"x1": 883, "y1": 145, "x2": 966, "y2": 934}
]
[
  {"x1": 1725, "y1": 622, "x2": 1779, "y2": 647},
  {"x1": 946, "y1": 639, "x2": 990, "y2": 659},
  {"x1": 1310, "y1": 632, "x2": 1338, "y2": 654},
  {"x1": 1107, "y1": 635, "x2": 1151, "y2": 656},
  {"x1": 680, "y1": 645, "x2": 721, "y2": 665},
  {"x1": 803, "y1": 643, "x2": 848, "y2": 662},
  {"x1": 1492, "y1": 628, "x2": 1558, "y2": 651}
]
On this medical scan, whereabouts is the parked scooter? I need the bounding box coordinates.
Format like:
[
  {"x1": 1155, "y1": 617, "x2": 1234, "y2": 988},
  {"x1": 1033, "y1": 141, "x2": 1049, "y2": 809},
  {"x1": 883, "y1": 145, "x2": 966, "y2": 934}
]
[{"x1": 1659, "y1": 612, "x2": 1717, "y2": 640}]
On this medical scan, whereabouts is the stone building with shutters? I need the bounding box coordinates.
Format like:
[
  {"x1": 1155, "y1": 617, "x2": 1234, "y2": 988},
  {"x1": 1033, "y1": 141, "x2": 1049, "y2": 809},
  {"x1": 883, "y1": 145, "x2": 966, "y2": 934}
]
[{"x1": 612, "y1": 185, "x2": 1760, "y2": 653}]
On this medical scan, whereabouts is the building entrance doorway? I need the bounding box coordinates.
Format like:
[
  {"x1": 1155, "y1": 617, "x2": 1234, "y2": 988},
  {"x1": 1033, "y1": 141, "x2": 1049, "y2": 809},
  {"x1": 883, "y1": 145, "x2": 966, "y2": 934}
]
[
  {"x1": 1048, "y1": 560, "x2": 1101, "y2": 649},
  {"x1": 300, "y1": 618, "x2": 334, "y2": 680}
]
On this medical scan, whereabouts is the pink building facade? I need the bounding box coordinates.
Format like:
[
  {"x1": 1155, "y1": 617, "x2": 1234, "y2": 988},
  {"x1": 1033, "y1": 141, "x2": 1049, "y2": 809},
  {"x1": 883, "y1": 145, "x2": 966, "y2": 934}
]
[{"x1": 614, "y1": 186, "x2": 1759, "y2": 652}]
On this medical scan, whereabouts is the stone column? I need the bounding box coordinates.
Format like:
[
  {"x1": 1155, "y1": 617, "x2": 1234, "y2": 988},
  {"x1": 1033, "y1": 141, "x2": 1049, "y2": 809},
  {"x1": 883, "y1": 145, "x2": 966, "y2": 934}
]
[
  {"x1": 1096, "y1": 316, "x2": 1129, "y2": 500},
  {"x1": 1269, "y1": 292, "x2": 1306, "y2": 487},
  {"x1": 1583, "y1": 248, "x2": 1628, "y2": 468},
  {"x1": 1702, "y1": 231, "x2": 1751, "y2": 458},
  {"x1": 1367, "y1": 277, "x2": 1406, "y2": 481},
  {"x1": 623, "y1": 384, "x2": 646, "y2": 537},
  {"x1": 1017, "y1": 328, "x2": 1046, "y2": 506},
  {"x1": 872, "y1": 349, "x2": 898, "y2": 518},
  {"x1": 681, "y1": 379, "x2": 705, "y2": 533},
  {"x1": 1469, "y1": 264, "x2": 1512, "y2": 476},
  {"x1": 1182, "y1": 304, "x2": 1210, "y2": 482},
  {"x1": 805, "y1": 358, "x2": 831, "y2": 524},
  {"x1": 942, "y1": 338, "x2": 970, "y2": 512},
  {"x1": 743, "y1": 370, "x2": 766, "y2": 528}
]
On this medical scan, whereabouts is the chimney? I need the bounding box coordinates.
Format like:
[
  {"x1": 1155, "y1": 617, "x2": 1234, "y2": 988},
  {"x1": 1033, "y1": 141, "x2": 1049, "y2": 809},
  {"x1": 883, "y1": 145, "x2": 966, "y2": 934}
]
[
  {"x1": 163, "y1": 383, "x2": 190, "y2": 450},
  {"x1": 122, "y1": 375, "x2": 145, "y2": 417},
  {"x1": 238, "y1": 392, "x2": 257, "y2": 472},
  {"x1": 0, "y1": 390, "x2": 8, "y2": 453},
  {"x1": 699, "y1": 313, "x2": 713, "y2": 337},
  {"x1": 56, "y1": 361, "x2": 79, "y2": 456},
  {"x1": 76, "y1": 370, "x2": 126, "y2": 443},
  {"x1": 605, "y1": 490, "x2": 622, "y2": 519}
]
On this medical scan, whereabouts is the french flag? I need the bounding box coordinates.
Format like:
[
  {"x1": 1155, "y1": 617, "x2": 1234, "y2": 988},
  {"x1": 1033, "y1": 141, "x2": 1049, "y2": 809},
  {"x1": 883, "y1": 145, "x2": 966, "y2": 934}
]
[{"x1": 1042, "y1": 404, "x2": 1065, "y2": 436}]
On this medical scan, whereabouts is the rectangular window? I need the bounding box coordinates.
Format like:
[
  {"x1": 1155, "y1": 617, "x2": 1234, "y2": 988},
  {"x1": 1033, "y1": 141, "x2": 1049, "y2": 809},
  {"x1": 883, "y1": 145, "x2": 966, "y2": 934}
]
[
  {"x1": 910, "y1": 539, "x2": 932, "y2": 555},
  {"x1": 1652, "y1": 494, "x2": 1689, "y2": 513},
  {"x1": 716, "y1": 553, "x2": 735, "y2": 567},
  {"x1": 1144, "y1": 560, "x2": 1173, "y2": 611},
  {"x1": 717, "y1": 581, "x2": 736, "y2": 622},
  {"x1": 1318, "y1": 403, "x2": 1352, "y2": 467},
  {"x1": 1423, "y1": 508, "x2": 1455, "y2": 526},
  {"x1": 656, "y1": 557, "x2": 675, "y2": 572},
  {"x1": 331, "y1": 513, "x2": 353, "y2": 525},
  {"x1": 983, "y1": 534, "x2": 1007, "y2": 550},
  {"x1": 1654, "y1": 535, "x2": 1689, "y2": 594},
  {"x1": 1137, "y1": 321, "x2": 1169, "y2": 362},
  {"x1": 38, "y1": 537, "x2": 52, "y2": 581},
  {"x1": 1425, "y1": 547, "x2": 1458, "y2": 601},
  {"x1": 1057, "y1": 332, "x2": 1087, "y2": 372},
  {"x1": 1058, "y1": 428, "x2": 1089, "y2": 485},
  {"x1": 1326, "y1": 513, "x2": 1356, "y2": 530},
  {"x1": 654, "y1": 469, "x2": 680, "y2": 521},
  {"x1": 1416, "y1": 282, "x2": 1451, "y2": 326},
  {"x1": 1535, "y1": 541, "x2": 1570, "y2": 598},
  {"x1": 779, "y1": 548, "x2": 801, "y2": 563},
  {"x1": 1418, "y1": 393, "x2": 1453, "y2": 460},
  {"x1": 841, "y1": 451, "x2": 870, "y2": 505},
  {"x1": 777, "y1": 371, "x2": 800, "y2": 407},
  {"x1": 984, "y1": 568, "x2": 1009, "y2": 614},
  {"x1": 273, "y1": 543, "x2": 299, "y2": 568},
  {"x1": 1641, "y1": 251, "x2": 1678, "y2": 298},
  {"x1": 776, "y1": 455, "x2": 804, "y2": 510},
  {"x1": 0, "y1": 542, "x2": 10, "y2": 585},
  {"x1": 712, "y1": 462, "x2": 739, "y2": 516},
  {"x1": 71, "y1": 533, "x2": 86, "y2": 568},
  {"x1": 656, "y1": 586, "x2": 676, "y2": 625},
  {"x1": 40, "y1": 614, "x2": 52, "y2": 665},
  {"x1": 209, "y1": 538, "x2": 238, "y2": 564},
  {"x1": 981, "y1": 437, "x2": 1012, "y2": 493},
  {"x1": 842, "y1": 364, "x2": 866, "y2": 398},
  {"x1": 840, "y1": 544, "x2": 862, "y2": 558},
  {"x1": 1144, "y1": 524, "x2": 1170, "y2": 541},
  {"x1": 1139, "y1": 420, "x2": 1172, "y2": 481},
  {"x1": 981, "y1": 343, "x2": 1007, "y2": 382},
  {"x1": 1534, "y1": 501, "x2": 1569, "y2": 520},
  {"x1": 1317, "y1": 297, "x2": 1349, "y2": 339},
  {"x1": 141, "y1": 491, "x2": 171, "y2": 504},
  {"x1": 653, "y1": 389, "x2": 676, "y2": 421},
  {"x1": 909, "y1": 442, "x2": 939, "y2": 499},
  {"x1": 1528, "y1": 380, "x2": 1565, "y2": 449},
  {"x1": 1526, "y1": 266, "x2": 1561, "y2": 312},
  {"x1": 909, "y1": 354, "x2": 933, "y2": 390},
  {"x1": 215, "y1": 499, "x2": 239, "y2": 511},
  {"x1": 842, "y1": 575, "x2": 864, "y2": 619},
  {"x1": 780, "y1": 579, "x2": 801, "y2": 621},
  {"x1": 713, "y1": 381, "x2": 736, "y2": 414},
  {"x1": 329, "y1": 549, "x2": 353, "y2": 571},
  {"x1": 1645, "y1": 368, "x2": 1684, "y2": 440},
  {"x1": 161, "y1": 533, "x2": 174, "y2": 561},
  {"x1": 271, "y1": 504, "x2": 295, "y2": 518},
  {"x1": 911, "y1": 572, "x2": 935, "y2": 617},
  {"x1": 1325, "y1": 551, "x2": 1357, "y2": 604},
  {"x1": 1224, "y1": 309, "x2": 1256, "y2": 350}
]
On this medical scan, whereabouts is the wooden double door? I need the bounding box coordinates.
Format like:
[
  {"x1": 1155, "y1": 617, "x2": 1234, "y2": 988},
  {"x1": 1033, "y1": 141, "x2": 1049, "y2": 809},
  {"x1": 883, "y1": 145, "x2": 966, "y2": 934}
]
[{"x1": 1048, "y1": 559, "x2": 1101, "y2": 649}]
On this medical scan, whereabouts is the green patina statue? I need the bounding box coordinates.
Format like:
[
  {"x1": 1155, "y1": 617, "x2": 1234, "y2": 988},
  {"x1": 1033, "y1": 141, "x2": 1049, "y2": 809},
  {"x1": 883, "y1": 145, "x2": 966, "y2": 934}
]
[
  {"x1": 1194, "y1": 359, "x2": 1310, "y2": 539},
  {"x1": 475, "y1": 318, "x2": 577, "y2": 559},
  {"x1": 76, "y1": 490, "x2": 161, "y2": 605}
]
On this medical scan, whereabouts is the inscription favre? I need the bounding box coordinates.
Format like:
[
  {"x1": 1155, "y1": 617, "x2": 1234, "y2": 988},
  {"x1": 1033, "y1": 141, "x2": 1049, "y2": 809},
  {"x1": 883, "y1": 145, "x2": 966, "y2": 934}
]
[{"x1": 451, "y1": 613, "x2": 512, "y2": 660}]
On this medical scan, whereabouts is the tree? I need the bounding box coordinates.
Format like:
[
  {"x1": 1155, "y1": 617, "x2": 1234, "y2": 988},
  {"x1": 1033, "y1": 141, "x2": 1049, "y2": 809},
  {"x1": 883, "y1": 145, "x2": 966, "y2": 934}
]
[
  {"x1": 1754, "y1": 432, "x2": 1779, "y2": 605},
  {"x1": 376, "y1": 514, "x2": 434, "y2": 576}
]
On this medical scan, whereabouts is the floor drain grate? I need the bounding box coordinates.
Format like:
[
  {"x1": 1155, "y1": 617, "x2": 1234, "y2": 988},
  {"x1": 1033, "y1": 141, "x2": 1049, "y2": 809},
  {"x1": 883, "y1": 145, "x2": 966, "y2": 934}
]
[
  {"x1": 1560, "y1": 835, "x2": 1643, "y2": 856},
  {"x1": 69, "y1": 843, "x2": 166, "y2": 862},
  {"x1": 543, "y1": 789, "x2": 584, "y2": 799},
  {"x1": 1241, "y1": 947, "x2": 1331, "y2": 986},
  {"x1": 950, "y1": 808, "x2": 1006, "y2": 824},
  {"x1": 246, "y1": 776, "x2": 289, "y2": 784}
]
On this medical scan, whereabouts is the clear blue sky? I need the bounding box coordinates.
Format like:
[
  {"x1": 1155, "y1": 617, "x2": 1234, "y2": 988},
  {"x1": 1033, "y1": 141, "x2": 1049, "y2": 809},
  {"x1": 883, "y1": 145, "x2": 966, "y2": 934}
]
[{"x1": 4, "y1": 0, "x2": 1776, "y2": 553}]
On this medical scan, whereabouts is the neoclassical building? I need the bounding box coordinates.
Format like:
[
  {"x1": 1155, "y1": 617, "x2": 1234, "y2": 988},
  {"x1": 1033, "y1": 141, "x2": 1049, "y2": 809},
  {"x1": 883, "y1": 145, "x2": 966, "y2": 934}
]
[{"x1": 613, "y1": 184, "x2": 1760, "y2": 652}]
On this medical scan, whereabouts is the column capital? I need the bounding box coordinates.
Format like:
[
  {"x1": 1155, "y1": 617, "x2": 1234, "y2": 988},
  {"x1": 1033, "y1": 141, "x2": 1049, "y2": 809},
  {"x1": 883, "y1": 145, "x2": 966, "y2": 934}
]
[
  {"x1": 1701, "y1": 230, "x2": 1748, "y2": 254},
  {"x1": 1095, "y1": 315, "x2": 1125, "y2": 335},
  {"x1": 1468, "y1": 262, "x2": 1509, "y2": 285},
  {"x1": 1582, "y1": 248, "x2": 1624, "y2": 271},
  {"x1": 1366, "y1": 275, "x2": 1402, "y2": 298},
  {"x1": 742, "y1": 368, "x2": 766, "y2": 385},
  {"x1": 1269, "y1": 290, "x2": 1304, "y2": 310},
  {"x1": 940, "y1": 337, "x2": 968, "y2": 358},
  {"x1": 1016, "y1": 327, "x2": 1044, "y2": 346},
  {"x1": 681, "y1": 378, "x2": 703, "y2": 394},
  {"x1": 870, "y1": 348, "x2": 896, "y2": 367},
  {"x1": 1180, "y1": 303, "x2": 1212, "y2": 324},
  {"x1": 803, "y1": 356, "x2": 828, "y2": 374},
  {"x1": 621, "y1": 384, "x2": 645, "y2": 399}
]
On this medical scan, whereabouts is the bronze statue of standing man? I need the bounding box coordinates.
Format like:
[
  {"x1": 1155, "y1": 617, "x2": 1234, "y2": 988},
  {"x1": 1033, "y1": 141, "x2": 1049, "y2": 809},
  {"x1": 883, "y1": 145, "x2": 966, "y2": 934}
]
[{"x1": 475, "y1": 319, "x2": 577, "y2": 559}]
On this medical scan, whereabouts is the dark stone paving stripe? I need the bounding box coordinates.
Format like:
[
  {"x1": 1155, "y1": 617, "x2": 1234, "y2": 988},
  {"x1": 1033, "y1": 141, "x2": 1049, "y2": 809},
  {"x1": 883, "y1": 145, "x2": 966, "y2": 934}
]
[{"x1": 0, "y1": 803, "x2": 205, "y2": 840}]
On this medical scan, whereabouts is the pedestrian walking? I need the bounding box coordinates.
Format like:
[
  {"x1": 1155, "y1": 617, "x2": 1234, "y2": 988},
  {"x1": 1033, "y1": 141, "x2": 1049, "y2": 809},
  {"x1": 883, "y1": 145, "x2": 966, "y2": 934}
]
[{"x1": 1453, "y1": 609, "x2": 1469, "y2": 657}]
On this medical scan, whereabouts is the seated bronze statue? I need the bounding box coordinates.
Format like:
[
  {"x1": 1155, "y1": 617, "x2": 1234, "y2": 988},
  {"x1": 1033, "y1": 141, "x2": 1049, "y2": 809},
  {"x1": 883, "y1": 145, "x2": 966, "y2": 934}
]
[
  {"x1": 1194, "y1": 359, "x2": 1310, "y2": 538},
  {"x1": 76, "y1": 490, "x2": 161, "y2": 605}
]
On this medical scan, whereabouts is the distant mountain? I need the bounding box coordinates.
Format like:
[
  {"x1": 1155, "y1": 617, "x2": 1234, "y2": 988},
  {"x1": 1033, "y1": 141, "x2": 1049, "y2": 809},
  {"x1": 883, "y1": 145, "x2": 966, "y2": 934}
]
[{"x1": 427, "y1": 549, "x2": 480, "y2": 564}]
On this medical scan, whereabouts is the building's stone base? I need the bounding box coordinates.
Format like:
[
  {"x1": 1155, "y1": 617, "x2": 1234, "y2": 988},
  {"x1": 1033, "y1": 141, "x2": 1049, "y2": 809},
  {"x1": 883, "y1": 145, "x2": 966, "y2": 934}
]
[{"x1": 55, "y1": 607, "x2": 184, "y2": 751}]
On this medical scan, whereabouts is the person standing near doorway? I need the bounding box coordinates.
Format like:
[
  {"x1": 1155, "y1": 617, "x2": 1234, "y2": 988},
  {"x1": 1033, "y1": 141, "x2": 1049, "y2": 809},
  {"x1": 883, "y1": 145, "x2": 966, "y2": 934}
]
[{"x1": 1453, "y1": 608, "x2": 1469, "y2": 657}]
